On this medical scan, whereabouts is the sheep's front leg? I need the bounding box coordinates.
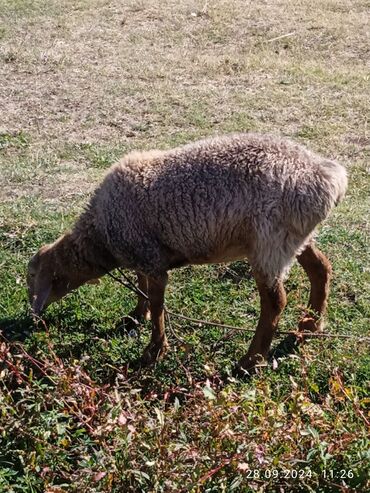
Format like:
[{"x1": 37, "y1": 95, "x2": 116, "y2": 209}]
[
  {"x1": 131, "y1": 272, "x2": 150, "y2": 321},
  {"x1": 140, "y1": 273, "x2": 169, "y2": 366},
  {"x1": 297, "y1": 243, "x2": 332, "y2": 332},
  {"x1": 122, "y1": 272, "x2": 150, "y2": 331},
  {"x1": 237, "y1": 274, "x2": 287, "y2": 373}
]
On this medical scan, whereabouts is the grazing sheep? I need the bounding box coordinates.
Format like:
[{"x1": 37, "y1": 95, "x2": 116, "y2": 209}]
[{"x1": 27, "y1": 133, "x2": 347, "y2": 371}]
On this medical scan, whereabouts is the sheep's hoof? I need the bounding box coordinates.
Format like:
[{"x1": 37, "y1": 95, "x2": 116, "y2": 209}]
[
  {"x1": 298, "y1": 317, "x2": 323, "y2": 335},
  {"x1": 118, "y1": 310, "x2": 150, "y2": 335},
  {"x1": 118, "y1": 315, "x2": 141, "y2": 334},
  {"x1": 234, "y1": 353, "x2": 267, "y2": 378},
  {"x1": 140, "y1": 339, "x2": 169, "y2": 366}
]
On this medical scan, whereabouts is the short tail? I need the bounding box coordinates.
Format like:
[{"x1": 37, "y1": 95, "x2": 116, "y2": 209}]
[
  {"x1": 320, "y1": 159, "x2": 348, "y2": 207},
  {"x1": 287, "y1": 158, "x2": 348, "y2": 238}
]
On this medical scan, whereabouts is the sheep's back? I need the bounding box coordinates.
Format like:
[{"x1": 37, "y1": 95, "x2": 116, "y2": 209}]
[
  {"x1": 141, "y1": 135, "x2": 343, "y2": 255},
  {"x1": 95, "y1": 133, "x2": 347, "y2": 269}
]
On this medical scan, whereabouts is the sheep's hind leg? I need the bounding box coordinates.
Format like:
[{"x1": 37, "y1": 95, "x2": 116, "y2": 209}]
[
  {"x1": 297, "y1": 243, "x2": 332, "y2": 333},
  {"x1": 237, "y1": 272, "x2": 287, "y2": 374},
  {"x1": 140, "y1": 273, "x2": 169, "y2": 366}
]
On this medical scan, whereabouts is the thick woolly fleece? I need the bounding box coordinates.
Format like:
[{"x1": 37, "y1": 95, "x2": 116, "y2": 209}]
[{"x1": 72, "y1": 133, "x2": 347, "y2": 285}]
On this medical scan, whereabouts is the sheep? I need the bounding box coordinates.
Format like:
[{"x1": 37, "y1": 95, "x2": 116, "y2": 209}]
[{"x1": 27, "y1": 133, "x2": 347, "y2": 372}]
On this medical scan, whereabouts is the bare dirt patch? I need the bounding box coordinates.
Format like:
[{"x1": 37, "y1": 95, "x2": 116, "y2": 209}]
[
  {"x1": 1, "y1": 168, "x2": 96, "y2": 203},
  {"x1": 1, "y1": 0, "x2": 368, "y2": 145}
]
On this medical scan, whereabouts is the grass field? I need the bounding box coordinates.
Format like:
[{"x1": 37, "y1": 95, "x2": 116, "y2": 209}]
[{"x1": 0, "y1": 0, "x2": 369, "y2": 491}]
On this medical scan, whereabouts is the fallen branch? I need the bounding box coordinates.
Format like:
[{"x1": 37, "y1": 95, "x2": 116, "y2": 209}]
[
  {"x1": 110, "y1": 269, "x2": 370, "y2": 343},
  {"x1": 165, "y1": 310, "x2": 370, "y2": 342}
]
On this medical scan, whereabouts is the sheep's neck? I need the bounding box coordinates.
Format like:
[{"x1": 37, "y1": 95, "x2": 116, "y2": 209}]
[{"x1": 58, "y1": 227, "x2": 118, "y2": 281}]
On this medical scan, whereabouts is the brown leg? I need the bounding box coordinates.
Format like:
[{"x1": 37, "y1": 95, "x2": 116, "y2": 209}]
[
  {"x1": 129, "y1": 272, "x2": 150, "y2": 321},
  {"x1": 297, "y1": 243, "x2": 332, "y2": 332},
  {"x1": 121, "y1": 272, "x2": 150, "y2": 331},
  {"x1": 140, "y1": 273, "x2": 169, "y2": 366},
  {"x1": 237, "y1": 273, "x2": 287, "y2": 372}
]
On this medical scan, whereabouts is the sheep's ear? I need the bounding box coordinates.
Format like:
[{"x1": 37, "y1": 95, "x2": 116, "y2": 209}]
[
  {"x1": 32, "y1": 275, "x2": 52, "y2": 315},
  {"x1": 86, "y1": 278, "x2": 101, "y2": 285}
]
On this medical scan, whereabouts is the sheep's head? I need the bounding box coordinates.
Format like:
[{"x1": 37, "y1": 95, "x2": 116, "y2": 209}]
[
  {"x1": 27, "y1": 244, "x2": 71, "y2": 315},
  {"x1": 27, "y1": 238, "x2": 100, "y2": 316}
]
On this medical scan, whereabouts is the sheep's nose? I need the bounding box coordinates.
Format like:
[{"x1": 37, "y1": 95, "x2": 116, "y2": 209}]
[{"x1": 30, "y1": 295, "x2": 42, "y2": 316}]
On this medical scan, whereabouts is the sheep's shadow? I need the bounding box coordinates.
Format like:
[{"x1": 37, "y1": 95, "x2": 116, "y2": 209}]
[
  {"x1": 0, "y1": 312, "x2": 143, "y2": 386},
  {"x1": 0, "y1": 315, "x2": 35, "y2": 342},
  {"x1": 268, "y1": 334, "x2": 301, "y2": 361},
  {"x1": 228, "y1": 334, "x2": 302, "y2": 380},
  {"x1": 0, "y1": 311, "x2": 302, "y2": 389},
  {"x1": 0, "y1": 306, "x2": 144, "y2": 350}
]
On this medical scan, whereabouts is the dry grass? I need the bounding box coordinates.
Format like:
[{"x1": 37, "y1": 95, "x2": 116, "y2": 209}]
[
  {"x1": 1, "y1": 0, "x2": 369, "y2": 202},
  {"x1": 1, "y1": 0, "x2": 369, "y2": 146}
]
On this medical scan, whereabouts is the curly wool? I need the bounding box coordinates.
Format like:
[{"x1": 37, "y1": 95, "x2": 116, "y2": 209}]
[{"x1": 73, "y1": 133, "x2": 347, "y2": 284}]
